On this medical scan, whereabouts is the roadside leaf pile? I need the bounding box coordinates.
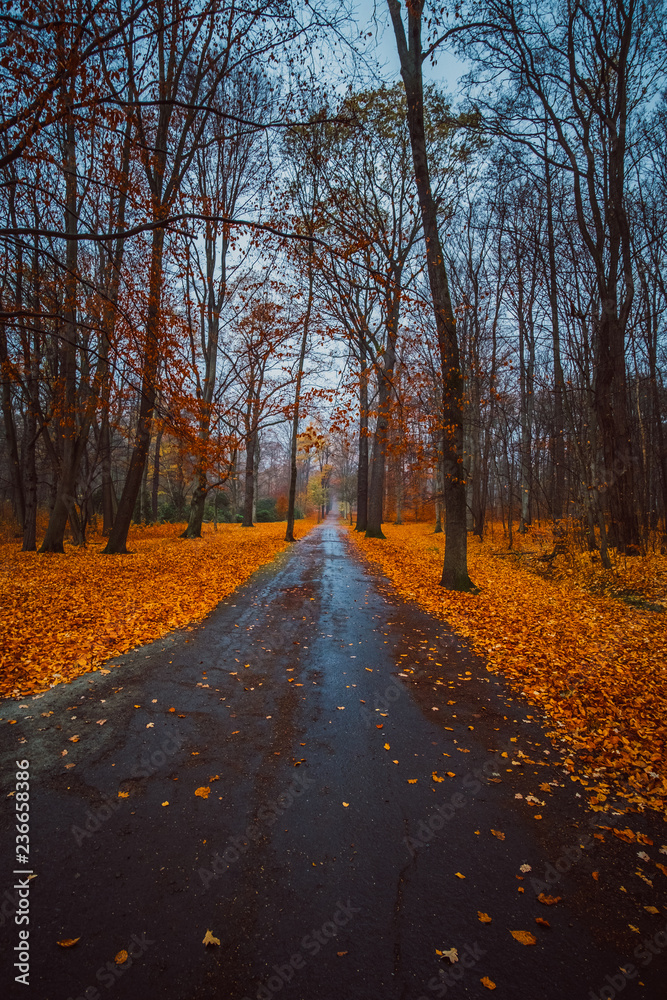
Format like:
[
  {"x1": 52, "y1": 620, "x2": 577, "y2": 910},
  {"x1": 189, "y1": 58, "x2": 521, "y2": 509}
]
[
  {"x1": 1, "y1": 520, "x2": 314, "y2": 698},
  {"x1": 349, "y1": 524, "x2": 667, "y2": 815}
]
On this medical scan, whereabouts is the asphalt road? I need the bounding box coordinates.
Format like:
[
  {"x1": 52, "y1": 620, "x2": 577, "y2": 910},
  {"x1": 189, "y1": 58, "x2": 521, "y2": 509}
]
[{"x1": 1, "y1": 516, "x2": 666, "y2": 1000}]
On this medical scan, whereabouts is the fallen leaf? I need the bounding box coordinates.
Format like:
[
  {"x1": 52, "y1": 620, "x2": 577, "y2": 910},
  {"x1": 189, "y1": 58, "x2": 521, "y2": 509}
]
[
  {"x1": 161, "y1": 801, "x2": 169, "y2": 807},
  {"x1": 538, "y1": 893, "x2": 561, "y2": 905},
  {"x1": 57, "y1": 937, "x2": 80, "y2": 948},
  {"x1": 146, "y1": 723, "x2": 154, "y2": 728},
  {"x1": 384, "y1": 743, "x2": 390, "y2": 750},
  {"x1": 408, "y1": 779, "x2": 417, "y2": 784},
  {"x1": 342, "y1": 802, "x2": 349, "y2": 807},
  {"x1": 490, "y1": 829, "x2": 505, "y2": 840},
  {"x1": 455, "y1": 872, "x2": 465, "y2": 879},
  {"x1": 441, "y1": 947, "x2": 458, "y2": 963},
  {"x1": 535, "y1": 918, "x2": 550, "y2": 927},
  {"x1": 96, "y1": 719, "x2": 106, "y2": 725},
  {"x1": 195, "y1": 786, "x2": 210, "y2": 799},
  {"x1": 481, "y1": 977, "x2": 496, "y2": 990},
  {"x1": 68, "y1": 735, "x2": 79, "y2": 743},
  {"x1": 337, "y1": 951, "x2": 348, "y2": 956},
  {"x1": 202, "y1": 930, "x2": 220, "y2": 946},
  {"x1": 644, "y1": 906, "x2": 660, "y2": 914},
  {"x1": 478, "y1": 912, "x2": 492, "y2": 923},
  {"x1": 629, "y1": 924, "x2": 640, "y2": 933},
  {"x1": 115, "y1": 950, "x2": 128, "y2": 964},
  {"x1": 510, "y1": 930, "x2": 537, "y2": 945}
]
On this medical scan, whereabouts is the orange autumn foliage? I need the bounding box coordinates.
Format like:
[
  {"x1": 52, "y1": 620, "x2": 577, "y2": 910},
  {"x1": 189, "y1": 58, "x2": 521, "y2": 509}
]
[
  {"x1": 349, "y1": 523, "x2": 667, "y2": 816},
  {"x1": 1, "y1": 519, "x2": 315, "y2": 699}
]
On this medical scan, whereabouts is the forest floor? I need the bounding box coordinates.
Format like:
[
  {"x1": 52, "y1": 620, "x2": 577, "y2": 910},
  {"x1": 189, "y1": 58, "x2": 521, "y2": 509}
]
[
  {"x1": 349, "y1": 523, "x2": 667, "y2": 818},
  {"x1": 0, "y1": 518, "x2": 317, "y2": 700}
]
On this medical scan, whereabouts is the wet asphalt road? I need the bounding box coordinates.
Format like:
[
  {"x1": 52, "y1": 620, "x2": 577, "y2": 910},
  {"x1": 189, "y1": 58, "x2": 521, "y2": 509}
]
[{"x1": 1, "y1": 516, "x2": 666, "y2": 1000}]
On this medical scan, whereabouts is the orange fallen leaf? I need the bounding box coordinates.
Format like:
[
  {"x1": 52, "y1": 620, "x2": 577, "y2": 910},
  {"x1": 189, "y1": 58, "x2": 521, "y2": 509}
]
[
  {"x1": 481, "y1": 977, "x2": 496, "y2": 990},
  {"x1": 535, "y1": 917, "x2": 550, "y2": 927},
  {"x1": 115, "y1": 950, "x2": 128, "y2": 964},
  {"x1": 57, "y1": 937, "x2": 80, "y2": 948},
  {"x1": 490, "y1": 829, "x2": 505, "y2": 840},
  {"x1": 478, "y1": 912, "x2": 492, "y2": 923},
  {"x1": 408, "y1": 779, "x2": 417, "y2": 784},
  {"x1": 195, "y1": 786, "x2": 210, "y2": 799},
  {"x1": 538, "y1": 893, "x2": 561, "y2": 905},
  {"x1": 202, "y1": 930, "x2": 220, "y2": 946},
  {"x1": 510, "y1": 930, "x2": 537, "y2": 945},
  {"x1": 455, "y1": 872, "x2": 465, "y2": 879}
]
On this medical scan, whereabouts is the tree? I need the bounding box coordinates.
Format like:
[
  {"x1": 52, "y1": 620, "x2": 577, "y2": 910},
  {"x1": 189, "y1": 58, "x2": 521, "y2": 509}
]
[{"x1": 387, "y1": 0, "x2": 475, "y2": 589}]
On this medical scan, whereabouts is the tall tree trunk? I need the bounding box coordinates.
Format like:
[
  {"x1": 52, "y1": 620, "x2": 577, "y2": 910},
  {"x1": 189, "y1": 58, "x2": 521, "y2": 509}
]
[
  {"x1": 544, "y1": 155, "x2": 566, "y2": 522},
  {"x1": 366, "y1": 281, "x2": 400, "y2": 538},
  {"x1": 151, "y1": 422, "x2": 163, "y2": 522},
  {"x1": 594, "y1": 309, "x2": 640, "y2": 552},
  {"x1": 387, "y1": 0, "x2": 474, "y2": 589},
  {"x1": 40, "y1": 84, "x2": 79, "y2": 553},
  {"x1": 286, "y1": 246, "x2": 313, "y2": 542},
  {"x1": 355, "y1": 333, "x2": 369, "y2": 532},
  {"x1": 0, "y1": 324, "x2": 24, "y2": 528},
  {"x1": 100, "y1": 412, "x2": 115, "y2": 535},
  {"x1": 243, "y1": 430, "x2": 256, "y2": 527},
  {"x1": 104, "y1": 225, "x2": 165, "y2": 553}
]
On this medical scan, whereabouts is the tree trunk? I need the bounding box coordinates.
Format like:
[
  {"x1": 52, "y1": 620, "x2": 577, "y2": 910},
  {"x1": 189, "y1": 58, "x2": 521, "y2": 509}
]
[
  {"x1": 544, "y1": 155, "x2": 566, "y2": 522},
  {"x1": 355, "y1": 333, "x2": 369, "y2": 532},
  {"x1": 387, "y1": 0, "x2": 473, "y2": 590},
  {"x1": 0, "y1": 324, "x2": 24, "y2": 528},
  {"x1": 40, "y1": 84, "x2": 79, "y2": 553},
  {"x1": 286, "y1": 246, "x2": 313, "y2": 542},
  {"x1": 243, "y1": 430, "x2": 256, "y2": 527},
  {"x1": 366, "y1": 281, "x2": 400, "y2": 538},
  {"x1": 103, "y1": 225, "x2": 165, "y2": 553},
  {"x1": 151, "y1": 423, "x2": 163, "y2": 522}
]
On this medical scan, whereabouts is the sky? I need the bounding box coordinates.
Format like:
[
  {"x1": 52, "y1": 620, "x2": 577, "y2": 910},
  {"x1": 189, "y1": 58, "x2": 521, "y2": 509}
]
[{"x1": 352, "y1": 0, "x2": 468, "y2": 96}]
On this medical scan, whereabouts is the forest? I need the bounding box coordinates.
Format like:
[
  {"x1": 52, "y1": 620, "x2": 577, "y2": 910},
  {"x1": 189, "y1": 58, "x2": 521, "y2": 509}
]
[{"x1": 0, "y1": 0, "x2": 666, "y2": 587}]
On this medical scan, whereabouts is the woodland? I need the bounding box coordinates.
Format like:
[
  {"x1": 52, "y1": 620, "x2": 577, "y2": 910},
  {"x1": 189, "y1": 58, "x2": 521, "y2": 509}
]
[{"x1": 1, "y1": 0, "x2": 666, "y2": 583}]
